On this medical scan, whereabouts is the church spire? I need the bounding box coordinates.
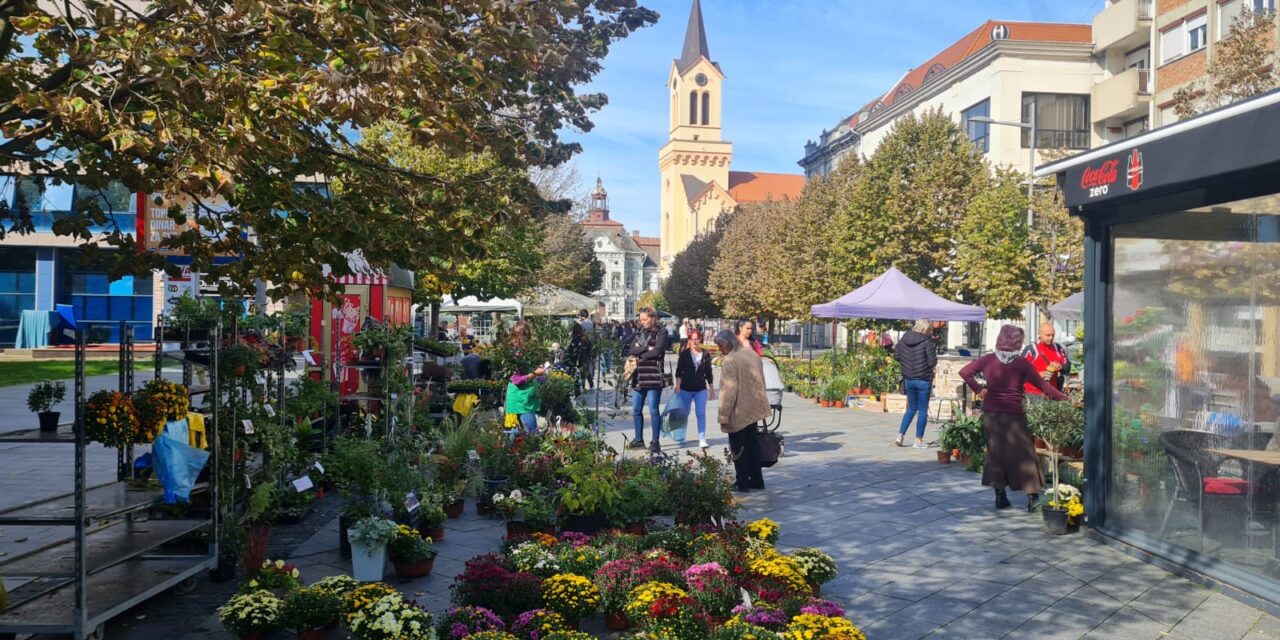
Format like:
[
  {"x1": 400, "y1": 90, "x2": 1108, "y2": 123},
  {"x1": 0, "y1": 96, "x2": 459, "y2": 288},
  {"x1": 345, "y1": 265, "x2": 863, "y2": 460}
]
[{"x1": 677, "y1": 0, "x2": 710, "y2": 71}]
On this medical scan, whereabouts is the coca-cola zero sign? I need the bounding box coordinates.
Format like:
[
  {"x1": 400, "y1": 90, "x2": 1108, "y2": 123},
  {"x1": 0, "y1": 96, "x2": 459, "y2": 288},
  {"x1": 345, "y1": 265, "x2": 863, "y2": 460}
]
[{"x1": 1080, "y1": 159, "x2": 1120, "y2": 198}]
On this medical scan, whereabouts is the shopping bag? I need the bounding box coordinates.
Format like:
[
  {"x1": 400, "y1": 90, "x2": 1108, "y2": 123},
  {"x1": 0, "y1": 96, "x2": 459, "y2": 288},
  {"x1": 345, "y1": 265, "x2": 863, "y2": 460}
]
[
  {"x1": 152, "y1": 419, "x2": 211, "y2": 504},
  {"x1": 662, "y1": 392, "x2": 690, "y2": 443}
]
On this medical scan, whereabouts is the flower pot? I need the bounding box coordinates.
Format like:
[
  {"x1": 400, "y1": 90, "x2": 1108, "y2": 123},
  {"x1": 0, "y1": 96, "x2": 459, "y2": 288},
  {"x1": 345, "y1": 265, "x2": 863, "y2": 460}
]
[
  {"x1": 1033, "y1": 437, "x2": 1047, "y2": 449},
  {"x1": 348, "y1": 529, "x2": 387, "y2": 581},
  {"x1": 297, "y1": 628, "x2": 326, "y2": 640},
  {"x1": 561, "y1": 512, "x2": 607, "y2": 535},
  {"x1": 624, "y1": 521, "x2": 647, "y2": 536},
  {"x1": 420, "y1": 525, "x2": 444, "y2": 542},
  {"x1": 506, "y1": 521, "x2": 531, "y2": 539},
  {"x1": 37, "y1": 411, "x2": 60, "y2": 433},
  {"x1": 833, "y1": 400, "x2": 845, "y2": 408},
  {"x1": 393, "y1": 557, "x2": 435, "y2": 578},
  {"x1": 1042, "y1": 508, "x2": 1071, "y2": 535},
  {"x1": 811, "y1": 583, "x2": 822, "y2": 597},
  {"x1": 820, "y1": 400, "x2": 831, "y2": 408},
  {"x1": 1060, "y1": 446, "x2": 1084, "y2": 459},
  {"x1": 209, "y1": 556, "x2": 237, "y2": 582},
  {"x1": 936, "y1": 450, "x2": 951, "y2": 464},
  {"x1": 605, "y1": 611, "x2": 632, "y2": 631},
  {"x1": 445, "y1": 498, "x2": 465, "y2": 519}
]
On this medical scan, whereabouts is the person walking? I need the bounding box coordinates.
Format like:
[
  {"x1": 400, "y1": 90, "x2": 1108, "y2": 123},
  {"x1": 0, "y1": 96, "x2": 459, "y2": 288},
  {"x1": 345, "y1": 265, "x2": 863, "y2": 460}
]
[
  {"x1": 960, "y1": 325, "x2": 1070, "y2": 511},
  {"x1": 566, "y1": 322, "x2": 591, "y2": 394},
  {"x1": 893, "y1": 319, "x2": 937, "y2": 449},
  {"x1": 1022, "y1": 322, "x2": 1072, "y2": 395},
  {"x1": 503, "y1": 320, "x2": 544, "y2": 433},
  {"x1": 735, "y1": 319, "x2": 763, "y2": 356},
  {"x1": 628, "y1": 308, "x2": 670, "y2": 452},
  {"x1": 678, "y1": 319, "x2": 690, "y2": 353},
  {"x1": 715, "y1": 330, "x2": 771, "y2": 492},
  {"x1": 675, "y1": 329, "x2": 715, "y2": 448}
]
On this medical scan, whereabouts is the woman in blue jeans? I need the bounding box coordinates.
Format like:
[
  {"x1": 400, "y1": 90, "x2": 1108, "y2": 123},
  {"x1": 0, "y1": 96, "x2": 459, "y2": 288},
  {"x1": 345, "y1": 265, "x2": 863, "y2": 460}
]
[
  {"x1": 674, "y1": 330, "x2": 715, "y2": 448},
  {"x1": 892, "y1": 319, "x2": 937, "y2": 448},
  {"x1": 628, "y1": 308, "x2": 670, "y2": 452}
]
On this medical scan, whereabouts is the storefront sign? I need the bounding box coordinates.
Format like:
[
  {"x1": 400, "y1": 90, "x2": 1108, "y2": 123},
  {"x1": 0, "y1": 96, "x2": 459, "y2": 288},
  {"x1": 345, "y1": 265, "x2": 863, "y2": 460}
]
[{"x1": 161, "y1": 267, "x2": 198, "y2": 315}]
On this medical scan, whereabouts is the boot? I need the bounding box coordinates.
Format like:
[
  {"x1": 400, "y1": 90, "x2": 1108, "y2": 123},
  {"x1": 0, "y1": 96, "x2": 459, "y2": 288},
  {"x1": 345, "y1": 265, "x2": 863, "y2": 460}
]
[
  {"x1": 1027, "y1": 493, "x2": 1041, "y2": 512},
  {"x1": 994, "y1": 488, "x2": 1011, "y2": 509}
]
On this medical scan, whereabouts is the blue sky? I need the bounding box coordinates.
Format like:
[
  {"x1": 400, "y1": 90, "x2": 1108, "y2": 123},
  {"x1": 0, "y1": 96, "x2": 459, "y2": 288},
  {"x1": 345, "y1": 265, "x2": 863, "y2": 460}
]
[{"x1": 565, "y1": 0, "x2": 1099, "y2": 236}]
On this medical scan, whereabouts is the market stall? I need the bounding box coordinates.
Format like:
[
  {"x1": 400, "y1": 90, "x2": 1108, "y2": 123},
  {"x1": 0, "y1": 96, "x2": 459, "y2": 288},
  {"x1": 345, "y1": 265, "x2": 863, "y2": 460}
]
[{"x1": 1038, "y1": 87, "x2": 1280, "y2": 611}]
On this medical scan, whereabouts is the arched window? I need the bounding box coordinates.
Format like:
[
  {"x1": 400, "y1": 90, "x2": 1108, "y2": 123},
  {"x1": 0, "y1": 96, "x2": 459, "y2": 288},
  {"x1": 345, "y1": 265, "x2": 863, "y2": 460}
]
[
  {"x1": 701, "y1": 92, "x2": 710, "y2": 125},
  {"x1": 894, "y1": 83, "x2": 914, "y2": 99},
  {"x1": 689, "y1": 91, "x2": 698, "y2": 125},
  {"x1": 923, "y1": 63, "x2": 945, "y2": 84}
]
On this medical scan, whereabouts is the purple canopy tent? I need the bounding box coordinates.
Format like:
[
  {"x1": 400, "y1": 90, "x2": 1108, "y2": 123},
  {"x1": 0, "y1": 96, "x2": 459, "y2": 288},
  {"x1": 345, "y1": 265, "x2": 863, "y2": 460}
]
[{"x1": 810, "y1": 267, "x2": 986, "y2": 322}]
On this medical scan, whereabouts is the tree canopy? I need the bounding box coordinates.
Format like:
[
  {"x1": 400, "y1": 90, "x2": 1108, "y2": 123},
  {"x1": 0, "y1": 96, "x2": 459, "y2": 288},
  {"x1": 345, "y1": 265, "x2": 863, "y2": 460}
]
[
  {"x1": 1174, "y1": 9, "x2": 1279, "y2": 118},
  {"x1": 0, "y1": 0, "x2": 657, "y2": 297},
  {"x1": 663, "y1": 213, "x2": 731, "y2": 319}
]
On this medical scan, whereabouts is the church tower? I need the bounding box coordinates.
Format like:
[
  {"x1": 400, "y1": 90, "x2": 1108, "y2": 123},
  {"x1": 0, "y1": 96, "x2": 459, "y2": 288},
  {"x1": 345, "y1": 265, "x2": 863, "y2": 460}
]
[{"x1": 658, "y1": 0, "x2": 733, "y2": 270}]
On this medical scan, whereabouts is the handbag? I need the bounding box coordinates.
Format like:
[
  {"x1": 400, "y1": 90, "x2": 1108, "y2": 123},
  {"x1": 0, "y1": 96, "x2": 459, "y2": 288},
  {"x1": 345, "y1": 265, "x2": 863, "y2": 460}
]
[
  {"x1": 757, "y1": 422, "x2": 783, "y2": 468},
  {"x1": 622, "y1": 356, "x2": 639, "y2": 383}
]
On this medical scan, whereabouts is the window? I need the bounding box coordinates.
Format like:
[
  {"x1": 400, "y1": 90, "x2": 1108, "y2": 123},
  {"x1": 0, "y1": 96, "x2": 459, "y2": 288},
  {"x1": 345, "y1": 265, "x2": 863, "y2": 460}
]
[
  {"x1": 1160, "y1": 24, "x2": 1185, "y2": 64},
  {"x1": 923, "y1": 63, "x2": 946, "y2": 84},
  {"x1": 689, "y1": 91, "x2": 697, "y2": 125},
  {"x1": 1187, "y1": 14, "x2": 1207, "y2": 53},
  {"x1": 1221, "y1": 0, "x2": 1245, "y2": 37},
  {"x1": 701, "y1": 92, "x2": 709, "y2": 125},
  {"x1": 1125, "y1": 47, "x2": 1149, "y2": 70},
  {"x1": 0, "y1": 248, "x2": 36, "y2": 347},
  {"x1": 961, "y1": 99, "x2": 991, "y2": 153},
  {"x1": 1022, "y1": 93, "x2": 1091, "y2": 149},
  {"x1": 59, "y1": 252, "x2": 153, "y2": 342},
  {"x1": 611, "y1": 273, "x2": 621, "y2": 289},
  {"x1": 1123, "y1": 117, "x2": 1149, "y2": 139}
]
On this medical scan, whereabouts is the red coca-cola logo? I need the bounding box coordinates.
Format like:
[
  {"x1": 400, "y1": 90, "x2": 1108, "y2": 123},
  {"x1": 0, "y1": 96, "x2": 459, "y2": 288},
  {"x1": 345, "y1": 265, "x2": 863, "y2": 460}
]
[
  {"x1": 1127, "y1": 148, "x2": 1144, "y2": 191},
  {"x1": 1080, "y1": 159, "x2": 1120, "y2": 189}
]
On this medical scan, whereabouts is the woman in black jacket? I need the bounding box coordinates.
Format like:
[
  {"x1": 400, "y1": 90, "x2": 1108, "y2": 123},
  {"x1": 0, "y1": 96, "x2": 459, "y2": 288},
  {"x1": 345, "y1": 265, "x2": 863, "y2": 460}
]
[
  {"x1": 893, "y1": 319, "x2": 937, "y2": 448},
  {"x1": 674, "y1": 329, "x2": 714, "y2": 449},
  {"x1": 629, "y1": 308, "x2": 670, "y2": 452}
]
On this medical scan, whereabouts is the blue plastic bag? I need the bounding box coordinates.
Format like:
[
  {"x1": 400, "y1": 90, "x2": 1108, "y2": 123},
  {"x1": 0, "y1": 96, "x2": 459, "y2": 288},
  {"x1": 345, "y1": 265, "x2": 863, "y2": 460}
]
[
  {"x1": 152, "y1": 419, "x2": 211, "y2": 504},
  {"x1": 662, "y1": 392, "x2": 690, "y2": 443}
]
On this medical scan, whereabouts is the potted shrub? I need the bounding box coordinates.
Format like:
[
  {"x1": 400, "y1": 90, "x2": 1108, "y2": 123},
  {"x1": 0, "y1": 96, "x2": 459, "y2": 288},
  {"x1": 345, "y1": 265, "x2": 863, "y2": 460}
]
[
  {"x1": 417, "y1": 500, "x2": 447, "y2": 542},
  {"x1": 347, "y1": 516, "x2": 397, "y2": 581},
  {"x1": 1025, "y1": 394, "x2": 1085, "y2": 535},
  {"x1": 556, "y1": 457, "x2": 621, "y2": 534},
  {"x1": 27, "y1": 380, "x2": 65, "y2": 433},
  {"x1": 935, "y1": 422, "x2": 958, "y2": 464},
  {"x1": 279, "y1": 586, "x2": 341, "y2": 640},
  {"x1": 217, "y1": 590, "x2": 282, "y2": 640},
  {"x1": 389, "y1": 524, "x2": 438, "y2": 577}
]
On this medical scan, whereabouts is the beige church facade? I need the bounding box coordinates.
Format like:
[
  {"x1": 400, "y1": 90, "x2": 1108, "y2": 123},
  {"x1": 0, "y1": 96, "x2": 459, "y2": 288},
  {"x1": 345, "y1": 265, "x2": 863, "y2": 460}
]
[{"x1": 658, "y1": 0, "x2": 803, "y2": 270}]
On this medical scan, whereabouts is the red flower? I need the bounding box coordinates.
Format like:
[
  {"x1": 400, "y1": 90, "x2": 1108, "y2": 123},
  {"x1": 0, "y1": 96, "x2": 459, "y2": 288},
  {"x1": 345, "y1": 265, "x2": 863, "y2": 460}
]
[{"x1": 1123, "y1": 316, "x2": 1134, "y2": 324}]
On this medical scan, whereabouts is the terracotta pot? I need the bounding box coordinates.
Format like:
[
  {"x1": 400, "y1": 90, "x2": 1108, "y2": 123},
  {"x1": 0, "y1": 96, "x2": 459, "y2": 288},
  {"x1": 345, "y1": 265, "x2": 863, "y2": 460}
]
[
  {"x1": 952, "y1": 448, "x2": 961, "y2": 459},
  {"x1": 820, "y1": 400, "x2": 831, "y2": 408},
  {"x1": 833, "y1": 400, "x2": 845, "y2": 408},
  {"x1": 445, "y1": 498, "x2": 465, "y2": 519},
  {"x1": 624, "y1": 521, "x2": 647, "y2": 536},
  {"x1": 297, "y1": 628, "x2": 327, "y2": 640},
  {"x1": 937, "y1": 450, "x2": 951, "y2": 464},
  {"x1": 393, "y1": 557, "x2": 435, "y2": 578},
  {"x1": 605, "y1": 611, "x2": 632, "y2": 631},
  {"x1": 506, "y1": 521, "x2": 531, "y2": 539},
  {"x1": 421, "y1": 526, "x2": 445, "y2": 542},
  {"x1": 1034, "y1": 437, "x2": 1048, "y2": 449},
  {"x1": 1060, "y1": 446, "x2": 1084, "y2": 459}
]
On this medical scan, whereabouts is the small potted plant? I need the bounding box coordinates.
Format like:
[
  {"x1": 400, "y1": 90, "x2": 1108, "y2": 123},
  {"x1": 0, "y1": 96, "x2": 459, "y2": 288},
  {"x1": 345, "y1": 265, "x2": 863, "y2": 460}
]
[
  {"x1": 936, "y1": 422, "x2": 958, "y2": 464},
  {"x1": 436, "y1": 606, "x2": 506, "y2": 639},
  {"x1": 27, "y1": 379, "x2": 65, "y2": 433},
  {"x1": 493, "y1": 489, "x2": 530, "y2": 539},
  {"x1": 790, "y1": 547, "x2": 838, "y2": 596},
  {"x1": 237, "y1": 559, "x2": 302, "y2": 596},
  {"x1": 347, "y1": 516, "x2": 398, "y2": 581},
  {"x1": 1026, "y1": 394, "x2": 1085, "y2": 535},
  {"x1": 541, "y1": 573, "x2": 601, "y2": 628},
  {"x1": 279, "y1": 586, "x2": 342, "y2": 640},
  {"x1": 218, "y1": 590, "x2": 283, "y2": 640},
  {"x1": 418, "y1": 500, "x2": 448, "y2": 542},
  {"x1": 389, "y1": 524, "x2": 438, "y2": 577}
]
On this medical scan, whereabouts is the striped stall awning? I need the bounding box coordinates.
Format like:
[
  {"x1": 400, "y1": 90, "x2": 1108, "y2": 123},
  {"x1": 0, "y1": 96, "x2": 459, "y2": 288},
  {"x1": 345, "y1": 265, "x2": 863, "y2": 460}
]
[{"x1": 324, "y1": 250, "x2": 388, "y2": 285}]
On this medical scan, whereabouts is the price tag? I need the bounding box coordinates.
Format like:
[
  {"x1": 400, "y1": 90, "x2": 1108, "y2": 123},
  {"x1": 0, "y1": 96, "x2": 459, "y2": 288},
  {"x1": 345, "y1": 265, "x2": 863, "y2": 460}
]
[
  {"x1": 740, "y1": 588, "x2": 753, "y2": 607},
  {"x1": 313, "y1": 461, "x2": 325, "y2": 474},
  {"x1": 242, "y1": 419, "x2": 255, "y2": 434},
  {"x1": 467, "y1": 449, "x2": 480, "y2": 461},
  {"x1": 302, "y1": 350, "x2": 317, "y2": 366},
  {"x1": 404, "y1": 492, "x2": 420, "y2": 513},
  {"x1": 389, "y1": 393, "x2": 398, "y2": 401},
  {"x1": 291, "y1": 476, "x2": 314, "y2": 492},
  {"x1": 263, "y1": 403, "x2": 276, "y2": 417}
]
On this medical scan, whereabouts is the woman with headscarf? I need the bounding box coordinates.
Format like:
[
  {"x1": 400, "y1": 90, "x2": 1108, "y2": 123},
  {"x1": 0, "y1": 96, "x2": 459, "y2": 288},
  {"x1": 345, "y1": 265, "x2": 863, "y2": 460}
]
[
  {"x1": 504, "y1": 320, "x2": 545, "y2": 433},
  {"x1": 959, "y1": 325, "x2": 1069, "y2": 511},
  {"x1": 716, "y1": 330, "x2": 772, "y2": 492}
]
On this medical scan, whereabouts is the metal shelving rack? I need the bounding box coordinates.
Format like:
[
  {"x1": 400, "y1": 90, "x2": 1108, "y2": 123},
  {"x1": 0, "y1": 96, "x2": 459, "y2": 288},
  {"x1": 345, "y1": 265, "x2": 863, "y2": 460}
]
[{"x1": 0, "y1": 325, "x2": 219, "y2": 640}]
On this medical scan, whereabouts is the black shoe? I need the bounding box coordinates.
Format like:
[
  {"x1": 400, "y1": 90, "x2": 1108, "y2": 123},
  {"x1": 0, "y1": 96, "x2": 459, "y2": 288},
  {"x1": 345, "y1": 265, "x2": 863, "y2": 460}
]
[
  {"x1": 994, "y1": 488, "x2": 1011, "y2": 509},
  {"x1": 733, "y1": 483, "x2": 752, "y2": 493},
  {"x1": 649, "y1": 441, "x2": 662, "y2": 453},
  {"x1": 626, "y1": 439, "x2": 645, "y2": 449},
  {"x1": 1027, "y1": 494, "x2": 1041, "y2": 512}
]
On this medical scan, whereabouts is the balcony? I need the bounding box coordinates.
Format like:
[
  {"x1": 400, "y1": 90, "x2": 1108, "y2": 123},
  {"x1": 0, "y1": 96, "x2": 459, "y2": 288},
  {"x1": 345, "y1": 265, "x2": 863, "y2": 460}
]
[
  {"x1": 1094, "y1": 0, "x2": 1153, "y2": 53},
  {"x1": 1092, "y1": 67, "x2": 1152, "y2": 124}
]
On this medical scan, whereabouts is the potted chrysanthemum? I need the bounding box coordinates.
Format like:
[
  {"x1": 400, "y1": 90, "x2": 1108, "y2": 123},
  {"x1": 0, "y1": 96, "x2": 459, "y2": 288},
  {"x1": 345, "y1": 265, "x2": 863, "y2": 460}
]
[
  {"x1": 279, "y1": 586, "x2": 341, "y2": 640},
  {"x1": 389, "y1": 524, "x2": 438, "y2": 577},
  {"x1": 217, "y1": 590, "x2": 282, "y2": 640}
]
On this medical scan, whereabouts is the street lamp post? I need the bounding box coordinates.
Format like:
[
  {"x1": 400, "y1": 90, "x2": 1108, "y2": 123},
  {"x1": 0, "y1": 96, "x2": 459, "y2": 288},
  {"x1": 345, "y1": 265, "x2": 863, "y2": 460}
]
[{"x1": 969, "y1": 101, "x2": 1038, "y2": 334}]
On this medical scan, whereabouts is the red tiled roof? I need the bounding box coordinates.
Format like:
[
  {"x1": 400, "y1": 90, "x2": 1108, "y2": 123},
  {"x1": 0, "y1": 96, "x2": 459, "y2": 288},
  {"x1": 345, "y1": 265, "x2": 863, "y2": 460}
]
[
  {"x1": 581, "y1": 219, "x2": 625, "y2": 228},
  {"x1": 727, "y1": 171, "x2": 805, "y2": 203},
  {"x1": 847, "y1": 21, "x2": 1091, "y2": 126},
  {"x1": 633, "y1": 235, "x2": 660, "y2": 247}
]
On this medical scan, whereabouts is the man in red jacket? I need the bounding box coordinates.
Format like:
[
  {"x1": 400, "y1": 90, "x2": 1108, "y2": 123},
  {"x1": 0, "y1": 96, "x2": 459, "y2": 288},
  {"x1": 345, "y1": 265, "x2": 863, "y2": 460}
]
[{"x1": 1022, "y1": 323, "x2": 1071, "y2": 395}]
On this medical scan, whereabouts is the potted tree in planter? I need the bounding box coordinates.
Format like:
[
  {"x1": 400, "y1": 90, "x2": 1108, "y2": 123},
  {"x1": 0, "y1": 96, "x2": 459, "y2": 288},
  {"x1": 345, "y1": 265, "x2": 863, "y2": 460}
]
[
  {"x1": 279, "y1": 586, "x2": 341, "y2": 640},
  {"x1": 1025, "y1": 394, "x2": 1085, "y2": 535},
  {"x1": 347, "y1": 516, "x2": 398, "y2": 581},
  {"x1": 389, "y1": 524, "x2": 438, "y2": 577},
  {"x1": 27, "y1": 380, "x2": 65, "y2": 433}
]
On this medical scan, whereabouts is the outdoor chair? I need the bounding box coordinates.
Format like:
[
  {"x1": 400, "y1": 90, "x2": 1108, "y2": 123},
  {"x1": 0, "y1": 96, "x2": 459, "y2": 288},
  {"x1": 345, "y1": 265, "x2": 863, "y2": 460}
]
[{"x1": 1158, "y1": 430, "x2": 1248, "y2": 550}]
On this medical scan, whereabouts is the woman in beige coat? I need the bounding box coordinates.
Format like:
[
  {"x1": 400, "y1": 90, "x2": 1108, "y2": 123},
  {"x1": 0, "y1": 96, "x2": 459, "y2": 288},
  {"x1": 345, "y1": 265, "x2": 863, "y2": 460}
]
[{"x1": 715, "y1": 330, "x2": 772, "y2": 492}]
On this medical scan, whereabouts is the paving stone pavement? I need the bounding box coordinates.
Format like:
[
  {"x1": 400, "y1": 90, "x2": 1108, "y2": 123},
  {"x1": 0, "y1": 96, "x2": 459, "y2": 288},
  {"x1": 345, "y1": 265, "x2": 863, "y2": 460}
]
[{"x1": 81, "y1": 382, "x2": 1280, "y2": 639}]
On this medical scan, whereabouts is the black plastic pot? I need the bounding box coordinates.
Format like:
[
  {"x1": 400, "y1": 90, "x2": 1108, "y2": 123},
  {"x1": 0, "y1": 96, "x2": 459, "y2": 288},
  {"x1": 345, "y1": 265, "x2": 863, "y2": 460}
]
[
  {"x1": 38, "y1": 411, "x2": 60, "y2": 433},
  {"x1": 209, "y1": 557, "x2": 237, "y2": 582},
  {"x1": 1042, "y1": 507, "x2": 1071, "y2": 535},
  {"x1": 338, "y1": 513, "x2": 353, "y2": 560},
  {"x1": 561, "y1": 512, "x2": 607, "y2": 535}
]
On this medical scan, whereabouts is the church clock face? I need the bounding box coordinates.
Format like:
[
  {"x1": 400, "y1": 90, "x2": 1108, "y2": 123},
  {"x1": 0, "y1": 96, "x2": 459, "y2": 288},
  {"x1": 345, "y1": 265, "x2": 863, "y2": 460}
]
[{"x1": 694, "y1": 73, "x2": 708, "y2": 87}]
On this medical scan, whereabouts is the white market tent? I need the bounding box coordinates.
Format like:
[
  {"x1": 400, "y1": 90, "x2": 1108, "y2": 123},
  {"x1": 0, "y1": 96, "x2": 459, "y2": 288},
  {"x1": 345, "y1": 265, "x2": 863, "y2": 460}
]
[{"x1": 439, "y1": 295, "x2": 522, "y2": 315}]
